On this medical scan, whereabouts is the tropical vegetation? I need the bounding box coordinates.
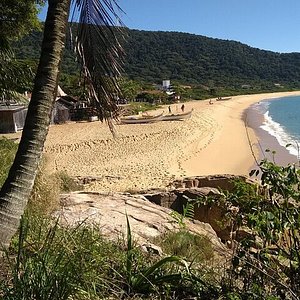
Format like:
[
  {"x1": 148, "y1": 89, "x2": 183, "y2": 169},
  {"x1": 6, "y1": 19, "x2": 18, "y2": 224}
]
[
  {"x1": 0, "y1": 0, "x2": 40, "y2": 102},
  {"x1": 0, "y1": 0, "x2": 124, "y2": 249},
  {"x1": 1, "y1": 138, "x2": 300, "y2": 299},
  {"x1": 2, "y1": 1, "x2": 300, "y2": 299}
]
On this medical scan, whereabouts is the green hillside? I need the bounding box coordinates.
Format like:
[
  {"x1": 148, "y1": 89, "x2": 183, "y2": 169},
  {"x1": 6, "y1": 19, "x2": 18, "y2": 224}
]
[
  {"x1": 14, "y1": 26, "x2": 300, "y2": 92},
  {"x1": 124, "y1": 29, "x2": 300, "y2": 88}
]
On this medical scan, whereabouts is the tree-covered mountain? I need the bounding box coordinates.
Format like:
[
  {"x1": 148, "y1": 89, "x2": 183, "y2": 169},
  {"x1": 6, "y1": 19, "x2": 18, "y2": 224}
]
[
  {"x1": 14, "y1": 27, "x2": 300, "y2": 90},
  {"x1": 125, "y1": 30, "x2": 300, "y2": 87}
]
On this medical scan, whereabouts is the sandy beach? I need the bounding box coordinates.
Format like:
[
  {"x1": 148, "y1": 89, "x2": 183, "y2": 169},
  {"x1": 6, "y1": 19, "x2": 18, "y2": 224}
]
[{"x1": 3, "y1": 91, "x2": 300, "y2": 192}]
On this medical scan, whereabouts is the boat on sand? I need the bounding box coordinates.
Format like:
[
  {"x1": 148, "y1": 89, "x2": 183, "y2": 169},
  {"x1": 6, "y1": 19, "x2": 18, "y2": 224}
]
[
  {"x1": 120, "y1": 112, "x2": 164, "y2": 124},
  {"x1": 161, "y1": 109, "x2": 193, "y2": 121},
  {"x1": 216, "y1": 97, "x2": 232, "y2": 101}
]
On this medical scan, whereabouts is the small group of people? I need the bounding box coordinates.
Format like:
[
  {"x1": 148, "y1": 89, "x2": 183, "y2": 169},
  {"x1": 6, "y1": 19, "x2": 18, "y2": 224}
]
[{"x1": 168, "y1": 104, "x2": 185, "y2": 113}]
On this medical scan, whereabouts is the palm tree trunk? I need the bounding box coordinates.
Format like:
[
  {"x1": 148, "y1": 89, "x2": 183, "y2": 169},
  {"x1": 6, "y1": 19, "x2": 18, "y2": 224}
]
[{"x1": 0, "y1": 0, "x2": 71, "y2": 248}]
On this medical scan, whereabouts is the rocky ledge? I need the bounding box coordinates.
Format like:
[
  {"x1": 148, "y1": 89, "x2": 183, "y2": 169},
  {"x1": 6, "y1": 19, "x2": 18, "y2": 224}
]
[
  {"x1": 54, "y1": 191, "x2": 229, "y2": 260},
  {"x1": 54, "y1": 175, "x2": 258, "y2": 261}
]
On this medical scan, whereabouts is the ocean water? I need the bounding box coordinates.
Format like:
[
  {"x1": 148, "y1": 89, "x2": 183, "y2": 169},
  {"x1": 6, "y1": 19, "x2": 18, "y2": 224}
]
[{"x1": 255, "y1": 96, "x2": 300, "y2": 158}]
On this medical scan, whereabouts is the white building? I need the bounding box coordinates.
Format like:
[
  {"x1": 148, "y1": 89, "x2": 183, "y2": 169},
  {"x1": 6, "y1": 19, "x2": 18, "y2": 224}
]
[{"x1": 162, "y1": 80, "x2": 171, "y2": 90}]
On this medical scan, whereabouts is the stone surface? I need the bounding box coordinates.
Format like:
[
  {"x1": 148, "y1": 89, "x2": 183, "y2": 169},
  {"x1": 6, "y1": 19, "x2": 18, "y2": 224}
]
[
  {"x1": 234, "y1": 226, "x2": 254, "y2": 242},
  {"x1": 143, "y1": 188, "x2": 232, "y2": 241},
  {"x1": 169, "y1": 174, "x2": 251, "y2": 191},
  {"x1": 141, "y1": 243, "x2": 163, "y2": 256},
  {"x1": 54, "y1": 191, "x2": 229, "y2": 260},
  {"x1": 53, "y1": 175, "x2": 260, "y2": 261},
  {"x1": 143, "y1": 187, "x2": 222, "y2": 212},
  {"x1": 142, "y1": 175, "x2": 258, "y2": 242}
]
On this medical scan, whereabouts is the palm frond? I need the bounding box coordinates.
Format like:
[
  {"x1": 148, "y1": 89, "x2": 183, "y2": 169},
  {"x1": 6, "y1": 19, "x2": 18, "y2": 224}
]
[
  {"x1": 70, "y1": 0, "x2": 125, "y2": 123},
  {"x1": 0, "y1": 51, "x2": 33, "y2": 102},
  {"x1": 0, "y1": 36, "x2": 11, "y2": 54}
]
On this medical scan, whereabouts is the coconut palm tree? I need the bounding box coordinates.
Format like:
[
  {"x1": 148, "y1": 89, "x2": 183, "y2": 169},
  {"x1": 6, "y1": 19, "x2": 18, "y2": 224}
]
[{"x1": 0, "y1": 0, "x2": 124, "y2": 248}]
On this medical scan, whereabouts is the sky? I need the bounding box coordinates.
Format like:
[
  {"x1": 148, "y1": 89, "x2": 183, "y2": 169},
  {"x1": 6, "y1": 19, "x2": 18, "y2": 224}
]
[{"x1": 38, "y1": 0, "x2": 300, "y2": 53}]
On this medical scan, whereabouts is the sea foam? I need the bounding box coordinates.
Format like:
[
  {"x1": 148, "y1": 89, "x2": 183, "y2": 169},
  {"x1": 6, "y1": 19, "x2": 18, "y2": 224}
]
[{"x1": 260, "y1": 110, "x2": 300, "y2": 158}]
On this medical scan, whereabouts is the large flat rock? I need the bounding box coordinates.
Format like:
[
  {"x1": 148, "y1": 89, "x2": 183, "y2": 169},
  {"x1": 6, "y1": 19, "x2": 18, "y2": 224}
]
[{"x1": 54, "y1": 191, "x2": 229, "y2": 259}]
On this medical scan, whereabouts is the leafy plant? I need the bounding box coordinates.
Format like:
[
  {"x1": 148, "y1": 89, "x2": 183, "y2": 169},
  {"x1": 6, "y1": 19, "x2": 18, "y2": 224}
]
[
  {"x1": 124, "y1": 214, "x2": 187, "y2": 295},
  {"x1": 55, "y1": 170, "x2": 83, "y2": 192},
  {"x1": 228, "y1": 159, "x2": 300, "y2": 298},
  {"x1": 1, "y1": 216, "x2": 89, "y2": 300},
  {"x1": 170, "y1": 199, "x2": 194, "y2": 229}
]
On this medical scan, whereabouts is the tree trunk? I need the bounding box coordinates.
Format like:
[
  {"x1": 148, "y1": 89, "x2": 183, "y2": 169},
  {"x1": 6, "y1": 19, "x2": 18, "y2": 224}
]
[{"x1": 0, "y1": 0, "x2": 71, "y2": 248}]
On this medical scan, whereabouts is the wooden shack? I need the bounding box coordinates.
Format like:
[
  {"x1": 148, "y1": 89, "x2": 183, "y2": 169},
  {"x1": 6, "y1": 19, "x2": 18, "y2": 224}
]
[
  {"x1": 0, "y1": 106, "x2": 28, "y2": 133},
  {"x1": 51, "y1": 96, "x2": 78, "y2": 124}
]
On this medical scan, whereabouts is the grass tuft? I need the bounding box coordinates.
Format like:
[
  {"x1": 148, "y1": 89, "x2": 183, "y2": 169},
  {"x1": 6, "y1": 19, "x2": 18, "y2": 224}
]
[
  {"x1": 155, "y1": 230, "x2": 214, "y2": 263},
  {"x1": 0, "y1": 138, "x2": 18, "y2": 188}
]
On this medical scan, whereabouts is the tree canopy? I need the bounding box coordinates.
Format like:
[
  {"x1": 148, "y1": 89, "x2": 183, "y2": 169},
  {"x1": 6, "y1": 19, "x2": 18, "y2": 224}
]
[
  {"x1": 0, "y1": 0, "x2": 42, "y2": 102},
  {"x1": 0, "y1": 0, "x2": 42, "y2": 48},
  {"x1": 14, "y1": 27, "x2": 300, "y2": 92}
]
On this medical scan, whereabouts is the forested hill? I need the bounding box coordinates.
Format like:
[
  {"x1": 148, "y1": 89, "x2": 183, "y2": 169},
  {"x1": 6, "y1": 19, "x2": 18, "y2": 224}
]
[
  {"x1": 124, "y1": 30, "x2": 300, "y2": 88},
  {"x1": 14, "y1": 27, "x2": 300, "y2": 88}
]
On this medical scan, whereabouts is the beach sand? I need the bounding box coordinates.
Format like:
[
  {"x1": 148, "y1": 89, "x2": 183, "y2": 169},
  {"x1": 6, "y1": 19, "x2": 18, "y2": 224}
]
[
  {"x1": 3, "y1": 91, "x2": 300, "y2": 192},
  {"x1": 179, "y1": 91, "x2": 300, "y2": 177}
]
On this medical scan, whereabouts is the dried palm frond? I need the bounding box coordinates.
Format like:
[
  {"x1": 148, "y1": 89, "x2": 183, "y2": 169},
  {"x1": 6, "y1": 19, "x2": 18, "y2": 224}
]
[{"x1": 70, "y1": 0, "x2": 125, "y2": 125}]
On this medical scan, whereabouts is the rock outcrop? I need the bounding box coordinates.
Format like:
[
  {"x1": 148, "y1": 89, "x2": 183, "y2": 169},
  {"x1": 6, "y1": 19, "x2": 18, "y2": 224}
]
[
  {"x1": 169, "y1": 174, "x2": 252, "y2": 190},
  {"x1": 54, "y1": 191, "x2": 229, "y2": 260},
  {"x1": 143, "y1": 187, "x2": 233, "y2": 241},
  {"x1": 53, "y1": 175, "x2": 258, "y2": 262},
  {"x1": 142, "y1": 175, "x2": 258, "y2": 242}
]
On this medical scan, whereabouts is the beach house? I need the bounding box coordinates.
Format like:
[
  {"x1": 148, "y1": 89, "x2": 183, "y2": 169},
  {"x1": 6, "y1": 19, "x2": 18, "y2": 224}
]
[{"x1": 0, "y1": 105, "x2": 28, "y2": 133}]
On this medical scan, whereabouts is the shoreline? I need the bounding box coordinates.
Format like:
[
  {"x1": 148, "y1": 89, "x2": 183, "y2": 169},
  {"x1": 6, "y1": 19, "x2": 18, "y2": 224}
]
[
  {"x1": 245, "y1": 99, "x2": 299, "y2": 169},
  {"x1": 2, "y1": 91, "x2": 300, "y2": 192},
  {"x1": 179, "y1": 91, "x2": 300, "y2": 179}
]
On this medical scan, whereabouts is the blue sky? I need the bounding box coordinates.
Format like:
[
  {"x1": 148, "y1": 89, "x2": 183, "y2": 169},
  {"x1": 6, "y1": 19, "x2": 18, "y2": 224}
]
[{"x1": 38, "y1": 0, "x2": 300, "y2": 53}]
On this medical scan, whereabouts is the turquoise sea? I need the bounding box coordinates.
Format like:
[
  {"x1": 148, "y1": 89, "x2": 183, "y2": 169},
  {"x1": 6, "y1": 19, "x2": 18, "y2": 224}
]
[{"x1": 254, "y1": 95, "x2": 300, "y2": 159}]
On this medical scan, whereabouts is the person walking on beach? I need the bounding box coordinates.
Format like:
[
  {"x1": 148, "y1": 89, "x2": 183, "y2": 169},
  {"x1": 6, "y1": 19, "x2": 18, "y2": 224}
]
[
  {"x1": 181, "y1": 104, "x2": 185, "y2": 112},
  {"x1": 168, "y1": 105, "x2": 171, "y2": 113}
]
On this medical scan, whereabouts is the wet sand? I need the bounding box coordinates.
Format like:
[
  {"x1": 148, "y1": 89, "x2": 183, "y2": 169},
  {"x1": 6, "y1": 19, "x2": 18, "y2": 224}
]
[{"x1": 246, "y1": 101, "x2": 299, "y2": 168}]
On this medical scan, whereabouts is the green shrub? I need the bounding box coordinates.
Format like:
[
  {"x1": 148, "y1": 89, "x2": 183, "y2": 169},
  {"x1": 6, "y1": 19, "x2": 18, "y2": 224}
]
[
  {"x1": 156, "y1": 230, "x2": 214, "y2": 263},
  {"x1": 220, "y1": 159, "x2": 300, "y2": 299},
  {"x1": 1, "y1": 214, "x2": 127, "y2": 300},
  {"x1": 27, "y1": 165, "x2": 61, "y2": 215},
  {"x1": 170, "y1": 200, "x2": 194, "y2": 229},
  {"x1": 55, "y1": 170, "x2": 83, "y2": 192},
  {"x1": 0, "y1": 213, "x2": 220, "y2": 299},
  {"x1": 27, "y1": 164, "x2": 82, "y2": 215}
]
